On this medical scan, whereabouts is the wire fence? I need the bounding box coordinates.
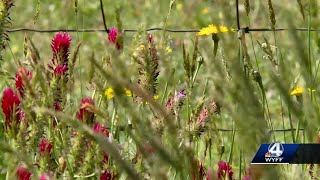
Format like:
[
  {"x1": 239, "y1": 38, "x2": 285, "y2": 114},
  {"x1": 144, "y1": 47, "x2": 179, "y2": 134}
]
[
  {"x1": 6, "y1": 27, "x2": 320, "y2": 33},
  {"x1": 112, "y1": 126, "x2": 304, "y2": 133},
  {"x1": 4, "y1": 0, "x2": 309, "y2": 135}
]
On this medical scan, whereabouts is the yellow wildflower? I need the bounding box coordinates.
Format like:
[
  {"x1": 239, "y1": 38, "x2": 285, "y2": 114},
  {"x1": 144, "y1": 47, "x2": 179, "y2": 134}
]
[
  {"x1": 197, "y1": 24, "x2": 218, "y2": 36},
  {"x1": 202, "y1": 7, "x2": 209, "y2": 15},
  {"x1": 166, "y1": 46, "x2": 172, "y2": 53},
  {"x1": 218, "y1": 25, "x2": 229, "y2": 33},
  {"x1": 105, "y1": 87, "x2": 114, "y2": 99},
  {"x1": 125, "y1": 88, "x2": 132, "y2": 97},
  {"x1": 197, "y1": 24, "x2": 234, "y2": 36},
  {"x1": 176, "y1": 3, "x2": 183, "y2": 11},
  {"x1": 290, "y1": 87, "x2": 303, "y2": 96},
  {"x1": 145, "y1": 95, "x2": 159, "y2": 105}
]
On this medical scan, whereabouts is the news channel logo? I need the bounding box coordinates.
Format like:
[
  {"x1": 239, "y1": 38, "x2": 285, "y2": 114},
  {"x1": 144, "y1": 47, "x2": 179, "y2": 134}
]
[
  {"x1": 252, "y1": 143, "x2": 301, "y2": 164},
  {"x1": 265, "y1": 142, "x2": 284, "y2": 158}
]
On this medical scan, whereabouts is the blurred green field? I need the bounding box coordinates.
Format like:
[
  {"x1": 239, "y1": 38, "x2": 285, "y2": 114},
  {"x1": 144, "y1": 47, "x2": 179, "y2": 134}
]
[{"x1": 0, "y1": 0, "x2": 319, "y2": 179}]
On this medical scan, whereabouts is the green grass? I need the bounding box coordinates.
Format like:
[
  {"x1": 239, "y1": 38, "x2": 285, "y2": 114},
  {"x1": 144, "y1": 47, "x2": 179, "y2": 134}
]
[{"x1": 0, "y1": 0, "x2": 319, "y2": 179}]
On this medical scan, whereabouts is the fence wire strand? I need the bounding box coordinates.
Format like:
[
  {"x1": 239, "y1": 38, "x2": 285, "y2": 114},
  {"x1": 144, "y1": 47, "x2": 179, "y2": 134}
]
[
  {"x1": 112, "y1": 126, "x2": 304, "y2": 133},
  {"x1": 6, "y1": 27, "x2": 320, "y2": 33}
]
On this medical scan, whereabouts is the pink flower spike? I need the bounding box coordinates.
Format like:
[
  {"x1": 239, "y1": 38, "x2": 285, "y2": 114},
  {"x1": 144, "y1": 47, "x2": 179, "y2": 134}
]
[
  {"x1": 108, "y1": 27, "x2": 118, "y2": 44},
  {"x1": 16, "y1": 164, "x2": 31, "y2": 180},
  {"x1": 192, "y1": 160, "x2": 205, "y2": 180},
  {"x1": 40, "y1": 173, "x2": 49, "y2": 180},
  {"x1": 54, "y1": 63, "x2": 68, "y2": 76},
  {"x1": 76, "y1": 97, "x2": 95, "y2": 122},
  {"x1": 93, "y1": 122, "x2": 110, "y2": 137},
  {"x1": 100, "y1": 170, "x2": 112, "y2": 180},
  {"x1": 197, "y1": 107, "x2": 209, "y2": 127},
  {"x1": 51, "y1": 32, "x2": 71, "y2": 54},
  {"x1": 206, "y1": 169, "x2": 213, "y2": 180},
  {"x1": 93, "y1": 122, "x2": 110, "y2": 165},
  {"x1": 1, "y1": 88, "x2": 21, "y2": 127},
  {"x1": 40, "y1": 172, "x2": 54, "y2": 180},
  {"x1": 243, "y1": 176, "x2": 252, "y2": 180},
  {"x1": 40, "y1": 174, "x2": 47, "y2": 180},
  {"x1": 15, "y1": 67, "x2": 32, "y2": 97},
  {"x1": 217, "y1": 161, "x2": 233, "y2": 180},
  {"x1": 39, "y1": 138, "x2": 53, "y2": 156},
  {"x1": 54, "y1": 102, "x2": 62, "y2": 112}
]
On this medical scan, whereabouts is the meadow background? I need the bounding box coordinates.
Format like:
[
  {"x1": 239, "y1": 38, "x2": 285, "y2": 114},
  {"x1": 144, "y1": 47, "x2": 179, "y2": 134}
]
[{"x1": 0, "y1": 0, "x2": 318, "y2": 179}]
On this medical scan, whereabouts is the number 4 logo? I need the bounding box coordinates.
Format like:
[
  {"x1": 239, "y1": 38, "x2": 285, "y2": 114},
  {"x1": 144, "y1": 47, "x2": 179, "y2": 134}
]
[{"x1": 268, "y1": 143, "x2": 284, "y2": 157}]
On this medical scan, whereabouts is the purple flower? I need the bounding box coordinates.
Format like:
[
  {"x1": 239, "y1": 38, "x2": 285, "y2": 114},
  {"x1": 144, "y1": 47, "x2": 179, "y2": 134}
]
[{"x1": 177, "y1": 90, "x2": 186, "y2": 99}]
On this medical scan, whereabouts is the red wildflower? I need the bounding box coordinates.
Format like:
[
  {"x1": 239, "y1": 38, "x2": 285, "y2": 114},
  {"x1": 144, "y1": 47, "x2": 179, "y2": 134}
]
[
  {"x1": 206, "y1": 169, "x2": 213, "y2": 180},
  {"x1": 93, "y1": 122, "x2": 110, "y2": 137},
  {"x1": 246, "y1": 166, "x2": 252, "y2": 177},
  {"x1": 242, "y1": 176, "x2": 252, "y2": 180},
  {"x1": 1, "y1": 88, "x2": 21, "y2": 127},
  {"x1": 15, "y1": 67, "x2": 32, "y2": 97},
  {"x1": 39, "y1": 138, "x2": 53, "y2": 156},
  {"x1": 148, "y1": 33, "x2": 154, "y2": 43},
  {"x1": 54, "y1": 102, "x2": 62, "y2": 112},
  {"x1": 100, "y1": 170, "x2": 112, "y2": 180},
  {"x1": 108, "y1": 27, "x2": 118, "y2": 44},
  {"x1": 17, "y1": 111, "x2": 25, "y2": 123},
  {"x1": 54, "y1": 63, "x2": 68, "y2": 76},
  {"x1": 40, "y1": 173, "x2": 48, "y2": 180},
  {"x1": 76, "y1": 97, "x2": 95, "y2": 122},
  {"x1": 51, "y1": 32, "x2": 71, "y2": 61},
  {"x1": 48, "y1": 32, "x2": 71, "y2": 77},
  {"x1": 93, "y1": 122, "x2": 110, "y2": 164},
  {"x1": 16, "y1": 164, "x2": 31, "y2": 180},
  {"x1": 217, "y1": 161, "x2": 233, "y2": 180},
  {"x1": 192, "y1": 160, "x2": 205, "y2": 180},
  {"x1": 40, "y1": 172, "x2": 53, "y2": 180},
  {"x1": 102, "y1": 152, "x2": 109, "y2": 164}
]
